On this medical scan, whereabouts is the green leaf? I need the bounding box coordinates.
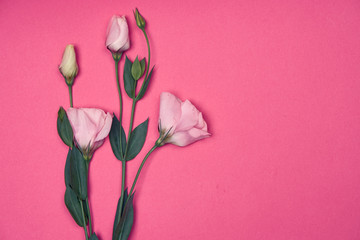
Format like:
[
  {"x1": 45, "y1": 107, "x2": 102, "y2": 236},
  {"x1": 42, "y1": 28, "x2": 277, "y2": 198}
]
[
  {"x1": 70, "y1": 147, "x2": 88, "y2": 200},
  {"x1": 123, "y1": 56, "x2": 135, "y2": 98},
  {"x1": 65, "y1": 148, "x2": 71, "y2": 187},
  {"x1": 90, "y1": 233, "x2": 99, "y2": 240},
  {"x1": 126, "y1": 119, "x2": 149, "y2": 161},
  {"x1": 114, "y1": 193, "x2": 134, "y2": 240},
  {"x1": 112, "y1": 189, "x2": 129, "y2": 240},
  {"x1": 64, "y1": 187, "x2": 86, "y2": 227},
  {"x1": 57, "y1": 106, "x2": 73, "y2": 147},
  {"x1": 136, "y1": 66, "x2": 154, "y2": 100},
  {"x1": 109, "y1": 115, "x2": 127, "y2": 161},
  {"x1": 131, "y1": 56, "x2": 142, "y2": 81}
]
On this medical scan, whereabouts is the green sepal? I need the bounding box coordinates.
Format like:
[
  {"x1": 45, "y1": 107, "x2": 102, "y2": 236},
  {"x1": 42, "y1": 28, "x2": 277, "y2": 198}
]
[
  {"x1": 131, "y1": 56, "x2": 142, "y2": 81},
  {"x1": 65, "y1": 148, "x2": 71, "y2": 187},
  {"x1": 90, "y1": 233, "x2": 99, "y2": 240},
  {"x1": 136, "y1": 66, "x2": 154, "y2": 101},
  {"x1": 57, "y1": 106, "x2": 73, "y2": 147},
  {"x1": 64, "y1": 187, "x2": 87, "y2": 227},
  {"x1": 140, "y1": 58, "x2": 146, "y2": 75},
  {"x1": 123, "y1": 56, "x2": 135, "y2": 98},
  {"x1": 109, "y1": 115, "x2": 127, "y2": 161},
  {"x1": 113, "y1": 193, "x2": 134, "y2": 240},
  {"x1": 70, "y1": 147, "x2": 88, "y2": 200},
  {"x1": 126, "y1": 118, "x2": 149, "y2": 161}
]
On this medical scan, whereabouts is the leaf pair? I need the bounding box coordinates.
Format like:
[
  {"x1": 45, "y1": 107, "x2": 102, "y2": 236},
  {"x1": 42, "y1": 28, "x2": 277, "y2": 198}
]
[
  {"x1": 64, "y1": 147, "x2": 89, "y2": 227},
  {"x1": 69, "y1": 147, "x2": 88, "y2": 200},
  {"x1": 109, "y1": 115, "x2": 149, "y2": 161},
  {"x1": 123, "y1": 56, "x2": 154, "y2": 100},
  {"x1": 112, "y1": 189, "x2": 134, "y2": 240},
  {"x1": 131, "y1": 56, "x2": 146, "y2": 81}
]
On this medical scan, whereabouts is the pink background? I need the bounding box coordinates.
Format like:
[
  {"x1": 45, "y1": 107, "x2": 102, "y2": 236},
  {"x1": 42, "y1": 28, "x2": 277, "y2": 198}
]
[{"x1": 1, "y1": 0, "x2": 360, "y2": 239}]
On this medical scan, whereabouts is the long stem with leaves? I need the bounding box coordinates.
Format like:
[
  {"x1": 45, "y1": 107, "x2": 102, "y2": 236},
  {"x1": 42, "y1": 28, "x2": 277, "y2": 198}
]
[
  {"x1": 113, "y1": 53, "x2": 126, "y2": 203},
  {"x1": 68, "y1": 84, "x2": 92, "y2": 237},
  {"x1": 119, "y1": 25, "x2": 152, "y2": 214},
  {"x1": 113, "y1": 52, "x2": 129, "y2": 218}
]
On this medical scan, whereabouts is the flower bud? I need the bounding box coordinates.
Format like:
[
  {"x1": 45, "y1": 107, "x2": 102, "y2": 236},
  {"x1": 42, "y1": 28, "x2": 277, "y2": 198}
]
[
  {"x1": 106, "y1": 16, "x2": 130, "y2": 54},
  {"x1": 131, "y1": 56, "x2": 144, "y2": 80},
  {"x1": 59, "y1": 45, "x2": 78, "y2": 86},
  {"x1": 134, "y1": 8, "x2": 146, "y2": 29}
]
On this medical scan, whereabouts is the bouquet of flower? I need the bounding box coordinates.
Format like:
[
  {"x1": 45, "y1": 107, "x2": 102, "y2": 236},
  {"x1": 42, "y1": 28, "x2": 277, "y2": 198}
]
[{"x1": 57, "y1": 9, "x2": 210, "y2": 240}]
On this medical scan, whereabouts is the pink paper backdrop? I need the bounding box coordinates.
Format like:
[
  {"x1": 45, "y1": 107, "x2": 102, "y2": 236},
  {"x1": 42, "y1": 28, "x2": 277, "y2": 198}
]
[{"x1": 1, "y1": 0, "x2": 360, "y2": 239}]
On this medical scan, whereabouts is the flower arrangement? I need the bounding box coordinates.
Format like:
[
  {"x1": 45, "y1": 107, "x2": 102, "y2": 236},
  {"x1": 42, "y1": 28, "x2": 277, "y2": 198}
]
[{"x1": 57, "y1": 8, "x2": 210, "y2": 240}]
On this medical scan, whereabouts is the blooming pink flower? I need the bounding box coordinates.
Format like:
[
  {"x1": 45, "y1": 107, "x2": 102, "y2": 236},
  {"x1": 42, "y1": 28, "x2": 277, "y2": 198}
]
[
  {"x1": 105, "y1": 15, "x2": 130, "y2": 53},
  {"x1": 67, "y1": 108, "x2": 112, "y2": 159},
  {"x1": 158, "y1": 92, "x2": 210, "y2": 147}
]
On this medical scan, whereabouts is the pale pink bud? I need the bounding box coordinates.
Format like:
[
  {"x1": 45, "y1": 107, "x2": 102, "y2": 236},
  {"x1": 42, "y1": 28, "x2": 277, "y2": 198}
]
[{"x1": 105, "y1": 15, "x2": 130, "y2": 53}]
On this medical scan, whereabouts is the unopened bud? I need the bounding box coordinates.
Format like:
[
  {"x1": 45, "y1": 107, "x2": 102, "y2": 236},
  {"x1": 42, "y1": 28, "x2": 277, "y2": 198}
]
[
  {"x1": 59, "y1": 45, "x2": 78, "y2": 86},
  {"x1": 131, "y1": 56, "x2": 144, "y2": 80},
  {"x1": 134, "y1": 8, "x2": 146, "y2": 29}
]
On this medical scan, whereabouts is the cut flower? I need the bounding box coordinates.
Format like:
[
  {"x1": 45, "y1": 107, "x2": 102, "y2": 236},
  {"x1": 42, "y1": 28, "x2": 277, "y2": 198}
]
[
  {"x1": 67, "y1": 108, "x2": 112, "y2": 159},
  {"x1": 158, "y1": 92, "x2": 210, "y2": 146}
]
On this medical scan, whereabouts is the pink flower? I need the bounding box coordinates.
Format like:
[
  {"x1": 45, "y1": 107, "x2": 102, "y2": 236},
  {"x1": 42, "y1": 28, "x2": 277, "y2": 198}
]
[
  {"x1": 67, "y1": 108, "x2": 112, "y2": 159},
  {"x1": 105, "y1": 15, "x2": 130, "y2": 53},
  {"x1": 158, "y1": 92, "x2": 210, "y2": 147}
]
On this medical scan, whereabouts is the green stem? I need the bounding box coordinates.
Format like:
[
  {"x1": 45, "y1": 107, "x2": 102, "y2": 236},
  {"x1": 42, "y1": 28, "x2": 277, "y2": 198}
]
[
  {"x1": 142, "y1": 29, "x2": 151, "y2": 80},
  {"x1": 79, "y1": 200, "x2": 89, "y2": 240},
  {"x1": 118, "y1": 160, "x2": 126, "y2": 217},
  {"x1": 123, "y1": 85, "x2": 138, "y2": 160},
  {"x1": 120, "y1": 86, "x2": 138, "y2": 212},
  {"x1": 86, "y1": 199, "x2": 92, "y2": 234},
  {"x1": 84, "y1": 161, "x2": 93, "y2": 235},
  {"x1": 68, "y1": 85, "x2": 73, "y2": 107},
  {"x1": 114, "y1": 53, "x2": 128, "y2": 219},
  {"x1": 114, "y1": 54, "x2": 124, "y2": 158},
  {"x1": 136, "y1": 29, "x2": 151, "y2": 101},
  {"x1": 128, "y1": 144, "x2": 158, "y2": 199}
]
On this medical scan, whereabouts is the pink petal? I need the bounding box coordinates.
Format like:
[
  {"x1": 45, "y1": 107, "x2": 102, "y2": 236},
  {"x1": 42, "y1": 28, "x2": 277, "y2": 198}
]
[
  {"x1": 66, "y1": 108, "x2": 99, "y2": 150},
  {"x1": 106, "y1": 16, "x2": 120, "y2": 47},
  {"x1": 159, "y1": 92, "x2": 182, "y2": 133},
  {"x1": 167, "y1": 128, "x2": 210, "y2": 147},
  {"x1": 175, "y1": 100, "x2": 200, "y2": 132},
  {"x1": 94, "y1": 112, "x2": 112, "y2": 142},
  {"x1": 91, "y1": 139, "x2": 105, "y2": 152},
  {"x1": 105, "y1": 16, "x2": 130, "y2": 52},
  {"x1": 195, "y1": 112, "x2": 208, "y2": 131},
  {"x1": 66, "y1": 108, "x2": 112, "y2": 152}
]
